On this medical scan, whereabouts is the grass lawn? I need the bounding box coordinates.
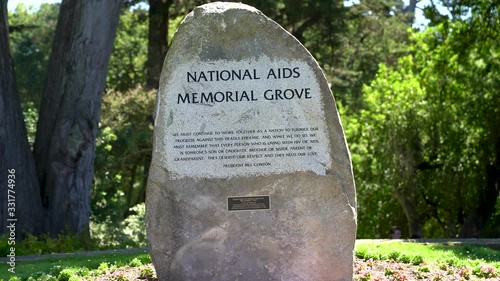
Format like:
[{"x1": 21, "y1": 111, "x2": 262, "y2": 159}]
[
  {"x1": 355, "y1": 240, "x2": 500, "y2": 269},
  {"x1": 355, "y1": 241, "x2": 500, "y2": 280},
  {"x1": 0, "y1": 252, "x2": 151, "y2": 280},
  {"x1": 0, "y1": 241, "x2": 498, "y2": 280}
]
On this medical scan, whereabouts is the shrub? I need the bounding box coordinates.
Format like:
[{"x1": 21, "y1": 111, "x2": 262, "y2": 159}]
[
  {"x1": 38, "y1": 275, "x2": 57, "y2": 281},
  {"x1": 357, "y1": 270, "x2": 372, "y2": 281},
  {"x1": 411, "y1": 255, "x2": 424, "y2": 265},
  {"x1": 90, "y1": 203, "x2": 147, "y2": 249},
  {"x1": 398, "y1": 254, "x2": 412, "y2": 263},
  {"x1": 458, "y1": 267, "x2": 471, "y2": 280},
  {"x1": 76, "y1": 267, "x2": 90, "y2": 277},
  {"x1": 418, "y1": 264, "x2": 430, "y2": 272},
  {"x1": 473, "y1": 265, "x2": 497, "y2": 278},
  {"x1": 438, "y1": 263, "x2": 448, "y2": 270},
  {"x1": 416, "y1": 271, "x2": 428, "y2": 279},
  {"x1": 445, "y1": 258, "x2": 459, "y2": 267},
  {"x1": 49, "y1": 265, "x2": 63, "y2": 277},
  {"x1": 28, "y1": 272, "x2": 57, "y2": 281},
  {"x1": 58, "y1": 269, "x2": 76, "y2": 281},
  {"x1": 355, "y1": 248, "x2": 369, "y2": 260},
  {"x1": 98, "y1": 262, "x2": 109, "y2": 271},
  {"x1": 139, "y1": 265, "x2": 155, "y2": 279},
  {"x1": 388, "y1": 251, "x2": 400, "y2": 260},
  {"x1": 0, "y1": 234, "x2": 11, "y2": 256},
  {"x1": 16, "y1": 233, "x2": 97, "y2": 255},
  {"x1": 432, "y1": 273, "x2": 444, "y2": 281},
  {"x1": 384, "y1": 265, "x2": 395, "y2": 276},
  {"x1": 129, "y1": 257, "x2": 143, "y2": 267},
  {"x1": 28, "y1": 272, "x2": 45, "y2": 279}
]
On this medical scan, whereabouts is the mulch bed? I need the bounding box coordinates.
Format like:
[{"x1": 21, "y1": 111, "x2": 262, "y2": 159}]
[
  {"x1": 353, "y1": 258, "x2": 497, "y2": 281},
  {"x1": 91, "y1": 258, "x2": 498, "y2": 281}
]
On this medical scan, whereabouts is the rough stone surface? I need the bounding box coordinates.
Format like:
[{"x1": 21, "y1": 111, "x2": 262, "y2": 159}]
[{"x1": 146, "y1": 2, "x2": 357, "y2": 281}]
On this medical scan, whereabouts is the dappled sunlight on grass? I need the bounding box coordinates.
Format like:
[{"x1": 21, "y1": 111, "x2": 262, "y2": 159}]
[{"x1": 355, "y1": 241, "x2": 500, "y2": 274}]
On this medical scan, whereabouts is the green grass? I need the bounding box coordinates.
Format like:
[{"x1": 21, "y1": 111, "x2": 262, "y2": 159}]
[
  {"x1": 0, "y1": 252, "x2": 150, "y2": 280},
  {"x1": 355, "y1": 240, "x2": 500, "y2": 269}
]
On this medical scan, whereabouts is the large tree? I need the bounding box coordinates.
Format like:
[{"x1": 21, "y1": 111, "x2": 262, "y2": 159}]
[
  {"x1": 1, "y1": 0, "x2": 123, "y2": 237},
  {"x1": 145, "y1": 0, "x2": 171, "y2": 90},
  {"x1": 353, "y1": 1, "x2": 499, "y2": 238},
  {"x1": 0, "y1": 0, "x2": 45, "y2": 236}
]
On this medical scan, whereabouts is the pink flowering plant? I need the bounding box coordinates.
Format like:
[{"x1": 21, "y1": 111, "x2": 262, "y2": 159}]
[
  {"x1": 474, "y1": 265, "x2": 497, "y2": 278},
  {"x1": 458, "y1": 266, "x2": 471, "y2": 280}
]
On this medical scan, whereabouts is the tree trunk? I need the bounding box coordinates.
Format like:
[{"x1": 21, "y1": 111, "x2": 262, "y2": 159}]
[
  {"x1": 145, "y1": 0, "x2": 171, "y2": 90},
  {"x1": 394, "y1": 187, "x2": 423, "y2": 238},
  {"x1": 124, "y1": 165, "x2": 137, "y2": 217},
  {"x1": 1, "y1": 0, "x2": 6, "y2": 25},
  {"x1": 0, "y1": 0, "x2": 45, "y2": 237},
  {"x1": 460, "y1": 137, "x2": 500, "y2": 237},
  {"x1": 141, "y1": 0, "x2": 171, "y2": 209},
  {"x1": 33, "y1": 0, "x2": 123, "y2": 237},
  {"x1": 393, "y1": 130, "x2": 424, "y2": 238}
]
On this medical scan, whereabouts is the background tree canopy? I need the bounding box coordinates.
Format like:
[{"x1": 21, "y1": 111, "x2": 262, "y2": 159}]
[{"x1": 1, "y1": 0, "x2": 498, "y2": 247}]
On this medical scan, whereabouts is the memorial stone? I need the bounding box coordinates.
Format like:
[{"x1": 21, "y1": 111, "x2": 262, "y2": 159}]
[{"x1": 146, "y1": 2, "x2": 357, "y2": 280}]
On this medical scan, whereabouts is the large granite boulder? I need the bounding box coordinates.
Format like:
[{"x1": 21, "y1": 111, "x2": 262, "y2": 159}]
[{"x1": 146, "y1": 2, "x2": 357, "y2": 280}]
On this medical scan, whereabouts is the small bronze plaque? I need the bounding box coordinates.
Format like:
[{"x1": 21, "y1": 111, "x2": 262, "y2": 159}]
[{"x1": 228, "y1": 196, "x2": 270, "y2": 211}]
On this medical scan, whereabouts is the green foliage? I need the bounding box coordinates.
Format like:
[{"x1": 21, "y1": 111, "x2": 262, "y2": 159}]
[
  {"x1": 355, "y1": 247, "x2": 369, "y2": 260},
  {"x1": 418, "y1": 264, "x2": 430, "y2": 272},
  {"x1": 57, "y1": 269, "x2": 76, "y2": 281},
  {"x1": 398, "y1": 254, "x2": 412, "y2": 264},
  {"x1": 75, "y1": 267, "x2": 89, "y2": 278},
  {"x1": 445, "y1": 258, "x2": 459, "y2": 267},
  {"x1": 350, "y1": 0, "x2": 500, "y2": 238},
  {"x1": 128, "y1": 257, "x2": 143, "y2": 267},
  {"x1": 93, "y1": 87, "x2": 155, "y2": 211},
  {"x1": 473, "y1": 265, "x2": 497, "y2": 278},
  {"x1": 0, "y1": 233, "x2": 95, "y2": 257},
  {"x1": 333, "y1": 0, "x2": 412, "y2": 108},
  {"x1": 95, "y1": 262, "x2": 110, "y2": 275},
  {"x1": 139, "y1": 264, "x2": 156, "y2": 279},
  {"x1": 384, "y1": 266, "x2": 394, "y2": 276},
  {"x1": 98, "y1": 262, "x2": 109, "y2": 271},
  {"x1": 412, "y1": 255, "x2": 424, "y2": 265},
  {"x1": 458, "y1": 266, "x2": 472, "y2": 279},
  {"x1": 91, "y1": 86, "x2": 154, "y2": 248},
  {"x1": 90, "y1": 200, "x2": 147, "y2": 249},
  {"x1": 8, "y1": 3, "x2": 59, "y2": 106},
  {"x1": 388, "y1": 251, "x2": 401, "y2": 260},
  {"x1": 351, "y1": 57, "x2": 429, "y2": 237},
  {"x1": 21, "y1": 101, "x2": 38, "y2": 146},
  {"x1": 49, "y1": 266, "x2": 63, "y2": 277},
  {"x1": 6, "y1": 0, "x2": 498, "y2": 249},
  {"x1": 44, "y1": 263, "x2": 106, "y2": 281},
  {"x1": 335, "y1": 1, "x2": 416, "y2": 238},
  {"x1": 6, "y1": 3, "x2": 151, "y2": 245},
  {"x1": 13, "y1": 233, "x2": 97, "y2": 256},
  {"x1": 0, "y1": 235, "x2": 10, "y2": 257},
  {"x1": 28, "y1": 274, "x2": 57, "y2": 281},
  {"x1": 107, "y1": 9, "x2": 148, "y2": 92}
]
